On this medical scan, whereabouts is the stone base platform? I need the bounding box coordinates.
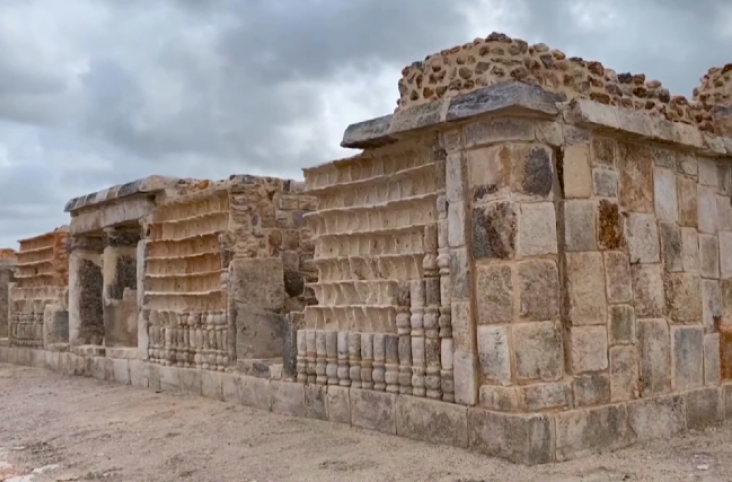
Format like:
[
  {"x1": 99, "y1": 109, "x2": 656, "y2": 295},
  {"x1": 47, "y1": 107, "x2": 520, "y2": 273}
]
[{"x1": 3, "y1": 345, "x2": 730, "y2": 465}]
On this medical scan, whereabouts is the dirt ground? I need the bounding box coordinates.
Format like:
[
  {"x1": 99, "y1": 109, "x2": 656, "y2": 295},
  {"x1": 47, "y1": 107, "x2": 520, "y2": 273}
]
[{"x1": 1, "y1": 364, "x2": 731, "y2": 482}]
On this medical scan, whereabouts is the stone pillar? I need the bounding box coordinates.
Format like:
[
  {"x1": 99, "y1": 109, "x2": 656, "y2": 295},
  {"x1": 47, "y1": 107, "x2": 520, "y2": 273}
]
[
  {"x1": 423, "y1": 223, "x2": 442, "y2": 400},
  {"x1": 0, "y1": 261, "x2": 14, "y2": 341},
  {"x1": 396, "y1": 281, "x2": 412, "y2": 394},
  {"x1": 102, "y1": 228, "x2": 139, "y2": 350},
  {"x1": 69, "y1": 236, "x2": 104, "y2": 348},
  {"x1": 410, "y1": 279, "x2": 426, "y2": 397},
  {"x1": 437, "y1": 194, "x2": 455, "y2": 402},
  {"x1": 137, "y1": 223, "x2": 149, "y2": 359}
]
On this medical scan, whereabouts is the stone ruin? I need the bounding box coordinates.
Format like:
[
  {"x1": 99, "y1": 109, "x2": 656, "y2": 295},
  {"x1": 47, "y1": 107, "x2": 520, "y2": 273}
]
[{"x1": 6, "y1": 32, "x2": 732, "y2": 465}]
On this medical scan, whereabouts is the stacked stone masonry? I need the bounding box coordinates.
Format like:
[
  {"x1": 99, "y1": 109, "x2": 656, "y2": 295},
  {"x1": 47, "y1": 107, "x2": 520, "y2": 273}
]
[{"x1": 11, "y1": 32, "x2": 732, "y2": 466}]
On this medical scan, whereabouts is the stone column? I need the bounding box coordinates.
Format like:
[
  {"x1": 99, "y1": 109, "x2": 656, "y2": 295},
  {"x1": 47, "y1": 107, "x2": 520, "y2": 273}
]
[
  {"x1": 102, "y1": 227, "x2": 139, "y2": 350},
  {"x1": 137, "y1": 222, "x2": 149, "y2": 359},
  {"x1": 423, "y1": 224, "x2": 442, "y2": 400},
  {"x1": 68, "y1": 236, "x2": 104, "y2": 348},
  {"x1": 0, "y1": 260, "x2": 14, "y2": 341}
]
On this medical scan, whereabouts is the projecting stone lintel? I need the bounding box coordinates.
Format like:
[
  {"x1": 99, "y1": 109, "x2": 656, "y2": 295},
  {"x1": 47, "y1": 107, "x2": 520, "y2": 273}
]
[{"x1": 69, "y1": 196, "x2": 155, "y2": 236}]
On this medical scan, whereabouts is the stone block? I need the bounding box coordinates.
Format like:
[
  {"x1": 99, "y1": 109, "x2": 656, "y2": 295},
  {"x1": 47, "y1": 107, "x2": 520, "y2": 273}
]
[
  {"x1": 518, "y1": 260, "x2": 559, "y2": 321},
  {"x1": 270, "y1": 381, "x2": 305, "y2": 417},
  {"x1": 671, "y1": 326, "x2": 704, "y2": 391},
  {"x1": 453, "y1": 349, "x2": 479, "y2": 406},
  {"x1": 618, "y1": 142, "x2": 653, "y2": 213},
  {"x1": 148, "y1": 364, "x2": 161, "y2": 391},
  {"x1": 239, "y1": 375, "x2": 272, "y2": 411},
  {"x1": 112, "y1": 358, "x2": 130, "y2": 385},
  {"x1": 129, "y1": 360, "x2": 148, "y2": 388},
  {"x1": 677, "y1": 176, "x2": 698, "y2": 228},
  {"x1": 631, "y1": 264, "x2": 666, "y2": 318},
  {"x1": 468, "y1": 409, "x2": 555, "y2": 465},
  {"x1": 566, "y1": 252, "x2": 607, "y2": 325},
  {"x1": 626, "y1": 213, "x2": 660, "y2": 264},
  {"x1": 610, "y1": 346, "x2": 639, "y2": 402},
  {"x1": 462, "y1": 117, "x2": 536, "y2": 149},
  {"x1": 555, "y1": 404, "x2": 632, "y2": 461},
  {"x1": 663, "y1": 273, "x2": 701, "y2": 323},
  {"x1": 396, "y1": 396, "x2": 468, "y2": 448},
  {"x1": 326, "y1": 385, "x2": 351, "y2": 424},
  {"x1": 687, "y1": 387, "x2": 723, "y2": 429},
  {"x1": 350, "y1": 388, "x2": 397, "y2": 434},
  {"x1": 659, "y1": 221, "x2": 682, "y2": 272},
  {"x1": 604, "y1": 252, "x2": 632, "y2": 304},
  {"x1": 519, "y1": 382, "x2": 571, "y2": 411},
  {"x1": 722, "y1": 327, "x2": 732, "y2": 381},
  {"x1": 720, "y1": 231, "x2": 732, "y2": 279},
  {"x1": 91, "y1": 357, "x2": 106, "y2": 380},
  {"x1": 627, "y1": 394, "x2": 686, "y2": 442},
  {"x1": 702, "y1": 279, "x2": 722, "y2": 332},
  {"x1": 609, "y1": 305, "x2": 635, "y2": 345},
  {"x1": 700, "y1": 234, "x2": 720, "y2": 279},
  {"x1": 563, "y1": 200, "x2": 596, "y2": 252},
  {"x1": 466, "y1": 145, "x2": 510, "y2": 203},
  {"x1": 513, "y1": 322, "x2": 563, "y2": 382},
  {"x1": 591, "y1": 136, "x2": 616, "y2": 166},
  {"x1": 681, "y1": 228, "x2": 700, "y2": 272},
  {"x1": 449, "y1": 249, "x2": 471, "y2": 301},
  {"x1": 479, "y1": 385, "x2": 520, "y2": 412},
  {"x1": 179, "y1": 368, "x2": 202, "y2": 396},
  {"x1": 159, "y1": 365, "x2": 180, "y2": 393},
  {"x1": 448, "y1": 201, "x2": 467, "y2": 248},
  {"x1": 201, "y1": 370, "x2": 222, "y2": 400},
  {"x1": 475, "y1": 264, "x2": 512, "y2": 325},
  {"x1": 568, "y1": 326, "x2": 608, "y2": 374},
  {"x1": 699, "y1": 157, "x2": 719, "y2": 186},
  {"x1": 593, "y1": 168, "x2": 618, "y2": 197},
  {"x1": 705, "y1": 333, "x2": 721, "y2": 386},
  {"x1": 563, "y1": 144, "x2": 592, "y2": 199},
  {"x1": 637, "y1": 319, "x2": 671, "y2": 396},
  {"x1": 477, "y1": 325, "x2": 511, "y2": 384},
  {"x1": 723, "y1": 279, "x2": 732, "y2": 326},
  {"x1": 510, "y1": 144, "x2": 554, "y2": 202},
  {"x1": 446, "y1": 151, "x2": 464, "y2": 204},
  {"x1": 472, "y1": 201, "x2": 517, "y2": 260},
  {"x1": 717, "y1": 196, "x2": 732, "y2": 232},
  {"x1": 678, "y1": 153, "x2": 698, "y2": 177},
  {"x1": 597, "y1": 200, "x2": 624, "y2": 250},
  {"x1": 304, "y1": 384, "x2": 327, "y2": 420},
  {"x1": 653, "y1": 167, "x2": 678, "y2": 221},
  {"x1": 573, "y1": 374, "x2": 610, "y2": 407},
  {"x1": 518, "y1": 203, "x2": 557, "y2": 257},
  {"x1": 698, "y1": 186, "x2": 718, "y2": 234},
  {"x1": 221, "y1": 373, "x2": 239, "y2": 403}
]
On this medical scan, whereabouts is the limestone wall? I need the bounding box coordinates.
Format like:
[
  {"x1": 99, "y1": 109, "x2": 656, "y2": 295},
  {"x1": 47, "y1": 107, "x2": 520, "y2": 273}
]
[{"x1": 10, "y1": 228, "x2": 69, "y2": 349}]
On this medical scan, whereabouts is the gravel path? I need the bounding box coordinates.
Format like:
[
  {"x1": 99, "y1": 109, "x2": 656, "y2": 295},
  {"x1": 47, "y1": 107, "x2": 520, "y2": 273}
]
[{"x1": 1, "y1": 363, "x2": 731, "y2": 482}]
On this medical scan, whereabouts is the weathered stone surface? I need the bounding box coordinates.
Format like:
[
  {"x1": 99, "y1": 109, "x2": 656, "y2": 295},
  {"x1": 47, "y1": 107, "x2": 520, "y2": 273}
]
[
  {"x1": 555, "y1": 404, "x2": 632, "y2": 461},
  {"x1": 158, "y1": 365, "x2": 180, "y2": 393},
  {"x1": 566, "y1": 252, "x2": 607, "y2": 325},
  {"x1": 700, "y1": 234, "x2": 720, "y2": 279},
  {"x1": 627, "y1": 394, "x2": 686, "y2": 442},
  {"x1": 341, "y1": 114, "x2": 395, "y2": 148},
  {"x1": 591, "y1": 136, "x2": 616, "y2": 166},
  {"x1": 112, "y1": 358, "x2": 130, "y2": 385},
  {"x1": 513, "y1": 322, "x2": 563, "y2": 382},
  {"x1": 723, "y1": 279, "x2": 732, "y2": 326},
  {"x1": 725, "y1": 385, "x2": 732, "y2": 418},
  {"x1": 510, "y1": 145, "x2": 555, "y2": 202},
  {"x1": 659, "y1": 222, "x2": 682, "y2": 272},
  {"x1": 698, "y1": 186, "x2": 718, "y2": 235},
  {"x1": 592, "y1": 168, "x2": 618, "y2": 198},
  {"x1": 449, "y1": 249, "x2": 471, "y2": 301},
  {"x1": 573, "y1": 374, "x2": 611, "y2": 407},
  {"x1": 389, "y1": 99, "x2": 446, "y2": 135},
  {"x1": 597, "y1": 200, "x2": 624, "y2": 250},
  {"x1": 677, "y1": 176, "x2": 698, "y2": 228},
  {"x1": 687, "y1": 387, "x2": 723, "y2": 429},
  {"x1": 717, "y1": 196, "x2": 732, "y2": 231},
  {"x1": 271, "y1": 381, "x2": 305, "y2": 417},
  {"x1": 722, "y1": 326, "x2": 732, "y2": 381},
  {"x1": 681, "y1": 227, "x2": 700, "y2": 272},
  {"x1": 472, "y1": 201, "x2": 517, "y2": 260},
  {"x1": 719, "y1": 231, "x2": 732, "y2": 279},
  {"x1": 518, "y1": 260, "x2": 559, "y2": 321},
  {"x1": 479, "y1": 385, "x2": 520, "y2": 411},
  {"x1": 326, "y1": 385, "x2": 351, "y2": 424},
  {"x1": 477, "y1": 325, "x2": 511, "y2": 383},
  {"x1": 305, "y1": 384, "x2": 327, "y2": 420},
  {"x1": 239, "y1": 375, "x2": 272, "y2": 411},
  {"x1": 447, "y1": 81, "x2": 560, "y2": 122},
  {"x1": 350, "y1": 389, "x2": 397, "y2": 434},
  {"x1": 604, "y1": 252, "x2": 632, "y2": 304},
  {"x1": 609, "y1": 305, "x2": 636, "y2": 345},
  {"x1": 653, "y1": 167, "x2": 678, "y2": 221},
  {"x1": 626, "y1": 213, "x2": 660, "y2": 264},
  {"x1": 663, "y1": 273, "x2": 701, "y2": 323},
  {"x1": 618, "y1": 143, "x2": 653, "y2": 213},
  {"x1": 705, "y1": 333, "x2": 721, "y2": 386},
  {"x1": 201, "y1": 370, "x2": 223, "y2": 400},
  {"x1": 702, "y1": 279, "x2": 722, "y2": 332},
  {"x1": 396, "y1": 396, "x2": 468, "y2": 448},
  {"x1": 564, "y1": 144, "x2": 592, "y2": 199},
  {"x1": 568, "y1": 326, "x2": 608, "y2": 374},
  {"x1": 610, "y1": 345, "x2": 639, "y2": 402},
  {"x1": 632, "y1": 264, "x2": 666, "y2": 318},
  {"x1": 637, "y1": 319, "x2": 671, "y2": 396},
  {"x1": 462, "y1": 117, "x2": 536, "y2": 149},
  {"x1": 448, "y1": 201, "x2": 467, "y2": 248},
  {"x1": 699, "y1": 157, "x2": 719, "y2": 187},
  {"x1": 476, "y1": 264, "x2": 512, "y2": 324},
  {"x1": 520, "y1": 382, "x2": 571, "y2": 411},
  {"x1": 468, "y1": 409, "x2": 555, "y2": 465},
  {"x1": 671, "y1": 326, "x2": 704, "y2": 391},
  {"x1": 564, "y1": 200, "x2": 596, "y2": 252},
  {"x1": 518, "y1": 203, "x2": 557, "y2": 256},
  {"x1": 179, "y1": 368, "x2": 202, "y2": 396},
  {"x1": 467, "y1": 146, "x2": 510, "y2": 203}
]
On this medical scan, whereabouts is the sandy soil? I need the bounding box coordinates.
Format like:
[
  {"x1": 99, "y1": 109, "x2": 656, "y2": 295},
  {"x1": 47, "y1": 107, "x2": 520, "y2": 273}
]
[{"x1": 1, "y1": 363, "x2": 731, "y2": 482}]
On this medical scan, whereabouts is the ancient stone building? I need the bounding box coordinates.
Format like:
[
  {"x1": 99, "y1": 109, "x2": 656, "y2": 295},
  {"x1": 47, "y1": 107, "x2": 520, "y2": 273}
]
[
  {"x1": 8, "y1": 32, "x2": 732, "y2": 466},
  {"x1": 0, "y1": 249, "x2": 16, "y2": 345}
]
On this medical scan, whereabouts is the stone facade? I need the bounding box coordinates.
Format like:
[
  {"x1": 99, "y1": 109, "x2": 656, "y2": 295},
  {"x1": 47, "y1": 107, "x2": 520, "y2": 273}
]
[
  {"x1": 8, "y1": 32, "x2": 732, "y2": 466},
  {"x1": 0, "y1": 249, "x2": 16, "y2": 344}
]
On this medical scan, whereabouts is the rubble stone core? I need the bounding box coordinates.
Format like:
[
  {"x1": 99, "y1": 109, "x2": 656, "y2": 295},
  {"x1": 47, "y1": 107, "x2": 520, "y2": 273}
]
[{"x1": 8, "y1": 32, "x2": 732, "y2": 467}]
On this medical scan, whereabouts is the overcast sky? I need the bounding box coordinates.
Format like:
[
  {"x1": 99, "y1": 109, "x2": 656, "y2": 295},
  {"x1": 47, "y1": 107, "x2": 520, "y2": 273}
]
[{"x1": 1, "y1": 0, "x2": 731, "y2": 247}]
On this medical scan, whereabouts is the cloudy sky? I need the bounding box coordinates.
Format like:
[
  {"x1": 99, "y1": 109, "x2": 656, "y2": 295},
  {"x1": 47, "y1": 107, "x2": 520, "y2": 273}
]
[{"x1": 1, "y1": 0, "x2": 731, "y2": 247}]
